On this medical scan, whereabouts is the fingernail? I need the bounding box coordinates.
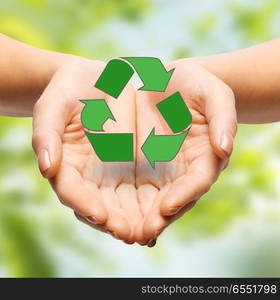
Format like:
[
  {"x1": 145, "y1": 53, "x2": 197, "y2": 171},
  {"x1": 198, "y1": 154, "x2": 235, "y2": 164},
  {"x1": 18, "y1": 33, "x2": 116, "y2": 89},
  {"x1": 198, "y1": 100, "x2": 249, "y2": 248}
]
[
  {"x1": 38, "y1": 149, "x2": 51, "y2": 173},
  {"x1": 111, "y1": 231, "x2": 120, "y2": 240},
  {"x1": 85, "y1": 216, "x2": 98, "y2": 225},
  {"x1": 220, "y1": 133, "x2": 232, "y2": 155},
  {"x1": 139, "y1": 241, "x2": 147, "y2": 246},
  {"x1": 167, "y1": 206, "x2": 181, "y2": 216},
  {"x1": 154, "y1": 228, "x2": 163, "y2": 237},
  {"x1": 147, "y1": 239, "x2": 157, "y2": 248},
  {"x1": 221, "y1": 159, "x2": 229, "y2": 170}
]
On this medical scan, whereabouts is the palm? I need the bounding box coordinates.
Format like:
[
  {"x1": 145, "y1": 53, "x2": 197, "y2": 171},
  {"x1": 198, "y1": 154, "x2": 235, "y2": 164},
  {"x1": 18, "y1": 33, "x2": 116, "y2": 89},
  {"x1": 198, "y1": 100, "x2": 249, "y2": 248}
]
[
  {"x1": 134, "y1": 67, "x2": 224, "y2": 244},
  {"x1": 43, "y1": 59, "x2": 228, "y2": 246},
  {"x1": 47, "y1": 62, "x2": 142, "y2": 243},
  {"x1": 52, "y1": 111, "x2": 141, "y2": 243}
]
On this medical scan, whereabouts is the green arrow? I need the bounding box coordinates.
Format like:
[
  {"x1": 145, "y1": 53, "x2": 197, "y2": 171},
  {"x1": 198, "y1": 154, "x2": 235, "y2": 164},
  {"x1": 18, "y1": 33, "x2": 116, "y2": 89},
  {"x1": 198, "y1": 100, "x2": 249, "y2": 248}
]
[
  {"x1": 156, "y1": 92, "x2": 192, "y2": 133},
  {"x1": 123, "y1": 57, "x2": 174, "y2": 92},
  {"x1": 94, "y1": 59, "x2": 134, "y2": 98},
  {"x1": 84, "y1": 131, "x2": 133, "y2": 161},
  {"x1": 80, "y1": 99, "x2": 115, "y2": 131},
  {"x1": 141, "y1": 128, "x2": 189, "y2": 168}
]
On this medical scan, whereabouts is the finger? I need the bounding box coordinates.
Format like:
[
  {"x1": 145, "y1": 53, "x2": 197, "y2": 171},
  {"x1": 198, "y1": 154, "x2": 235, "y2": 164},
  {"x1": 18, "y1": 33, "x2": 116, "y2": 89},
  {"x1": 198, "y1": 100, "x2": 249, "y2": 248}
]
[
  {"x1": 203, "y1": 83, "x2": 237, "y2": 159},
  {"x1": 134, "y1": 184, "x2": 158, "y2": 245},
  {"x1": 167, "y1": 200, "x2": 197, "y2": 224},
  {"x1": 74, "y1": 211, "x2": 107, "y2": 233},
  {"x1": 32, "y1": 60, "x2": 105, "y2": 179},
  {"x1": 96, "y1": 84, "x2": 136, "y2": 244},
  {"x1": 75, "y1": 209, "x2": 133, "y2": 245},
  {"x1": 137, "y1": 184, "x2": 158, "y2": 216},
  {"x1": 32, "y1": 84, "x2": 71, "y2": 179},
  {"x1": 51, "y1": 163, "x2": 107, "y2": 224},
  {"x1": 100, "y1": 186, "x2": 133, "y2": 243},
  {"x1": 160, "y1": 153, "x2": 221, "y2": 216},
  {"x1": 144, "y1": 199, "x2": 197, "y2": 243},
  {"x1": 141, "y1": 199, "x2": 198, "y2": 245},
  {"x1": 141, "y1": 184, "x2": 171, "y2": 244},
  {"x1": 115, "y1": 183, "x2": 142, "y2": 238}
]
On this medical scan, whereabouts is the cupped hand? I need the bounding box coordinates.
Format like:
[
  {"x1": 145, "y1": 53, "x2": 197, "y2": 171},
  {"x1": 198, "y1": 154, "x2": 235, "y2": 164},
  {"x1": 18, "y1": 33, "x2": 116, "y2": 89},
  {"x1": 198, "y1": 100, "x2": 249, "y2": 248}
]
[
  {"x1": 32, "y1": 58, "x2": 237, "y2": 246},
  {"x1": 32, "y1": 59, "x2": 143, "y2": 243},
  {"x1": 133, "y1": 59, "x2": 237, "y2": 245}
]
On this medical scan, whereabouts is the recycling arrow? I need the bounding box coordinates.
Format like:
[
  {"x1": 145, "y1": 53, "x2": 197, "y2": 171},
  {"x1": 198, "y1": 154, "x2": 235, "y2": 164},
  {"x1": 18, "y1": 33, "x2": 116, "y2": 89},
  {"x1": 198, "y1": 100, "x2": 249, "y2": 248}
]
[
  {"x1": 94, "y1": 57, "x2": 174, "y2": 98},
  {"x1": 94, "y1": 59, "x2": 134, "y2": 99},
  {"x1": 84, "y1": 131, "x2": 133, "y2": 161},
  {"x1": 156, "y1": 92, "x2": 192, "y2": 133},
  {"x1": 142, "y1": 91, "x2": 192, "y2": 167},
  {"x1": 122, "y1": 57, "x2": 174, "y2": 92},
  {"x1": 142, "y1": 129, "x2": 189, "y2": 168},
  {"x1": 80, "y1": 99, "x2": 133, "y2": 161},
  {"x1": 80, "y1": 100, "x2": 115, "y2": 131},
  {"x1": 81, "y1": 56, "x2": 192, "y2": 167}
]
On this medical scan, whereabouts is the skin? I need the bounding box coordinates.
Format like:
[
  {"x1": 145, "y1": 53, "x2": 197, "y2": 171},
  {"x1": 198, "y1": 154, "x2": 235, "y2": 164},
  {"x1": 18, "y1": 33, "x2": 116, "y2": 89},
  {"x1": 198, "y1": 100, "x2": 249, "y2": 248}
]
[
  {"x1": 134, "y1": 61, "x2": 236, "y2": 245},
  {"x1": 32, "y1": 60, "x2": 139, "y2": 243},
  {"x1": 1, "y1": 34, "x2": 280, "y2": 246},
  {"x1": 199, "y1": 38, "x2": 280, "y2": 124},
  {"x1": 0, "y1": 33, "x2": 68, "y2": 116}
]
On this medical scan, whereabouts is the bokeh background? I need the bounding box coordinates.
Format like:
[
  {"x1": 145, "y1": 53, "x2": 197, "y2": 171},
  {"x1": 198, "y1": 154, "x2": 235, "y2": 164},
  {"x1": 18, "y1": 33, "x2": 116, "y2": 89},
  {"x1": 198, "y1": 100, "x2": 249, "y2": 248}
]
[{"x1": 0, "y1": 0, "x2": 280, "y2": 277}]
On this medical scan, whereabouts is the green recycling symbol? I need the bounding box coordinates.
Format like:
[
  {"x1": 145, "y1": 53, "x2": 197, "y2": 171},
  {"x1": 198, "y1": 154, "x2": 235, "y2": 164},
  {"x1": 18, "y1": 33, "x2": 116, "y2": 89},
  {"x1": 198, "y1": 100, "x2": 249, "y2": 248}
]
[{"x1": 81, "y1": 57, "x2": 192, "y2": 168}]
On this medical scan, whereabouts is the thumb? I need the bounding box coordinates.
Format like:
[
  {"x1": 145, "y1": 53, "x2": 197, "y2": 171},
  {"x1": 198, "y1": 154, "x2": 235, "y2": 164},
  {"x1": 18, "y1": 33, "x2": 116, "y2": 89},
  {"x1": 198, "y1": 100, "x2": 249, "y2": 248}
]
[
  {"x1": 204, "y1": 83, "x2": 237, "y2": 159},
  {"x1": 32, "y1": 88, "x2": 69, "y2": 179}
]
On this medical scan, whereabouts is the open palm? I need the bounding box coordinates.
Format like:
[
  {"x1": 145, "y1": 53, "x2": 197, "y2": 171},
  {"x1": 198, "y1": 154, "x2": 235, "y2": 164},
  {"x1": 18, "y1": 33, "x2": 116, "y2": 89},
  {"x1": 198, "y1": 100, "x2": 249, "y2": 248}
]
[
  {"x1": 33, "y1": 58, "x2": 236, "y2": 246},
  {"x1": 134, "y1": 60, "x2": 236, "y2": 245},
  {"x1": 33, "y1": 60, "x2": 142, "y2": 244}
]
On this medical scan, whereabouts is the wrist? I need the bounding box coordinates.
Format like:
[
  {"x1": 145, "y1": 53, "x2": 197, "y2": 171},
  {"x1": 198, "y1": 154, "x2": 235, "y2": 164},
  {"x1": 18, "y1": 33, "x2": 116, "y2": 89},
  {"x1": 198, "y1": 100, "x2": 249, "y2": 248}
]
[
  {"x1": 44, "y1": 52, "x2": 104, "y2": 81},
  {"x1": 41, "y1": 51, "x2": 76, "y2": 86}
]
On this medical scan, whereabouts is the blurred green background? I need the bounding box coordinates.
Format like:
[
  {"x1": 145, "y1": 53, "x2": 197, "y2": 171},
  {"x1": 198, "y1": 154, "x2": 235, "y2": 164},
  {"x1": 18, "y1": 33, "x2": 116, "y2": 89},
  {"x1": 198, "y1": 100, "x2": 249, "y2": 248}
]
[{"x1": 0, "y1": 0, "x2": 280, "y2": 277}]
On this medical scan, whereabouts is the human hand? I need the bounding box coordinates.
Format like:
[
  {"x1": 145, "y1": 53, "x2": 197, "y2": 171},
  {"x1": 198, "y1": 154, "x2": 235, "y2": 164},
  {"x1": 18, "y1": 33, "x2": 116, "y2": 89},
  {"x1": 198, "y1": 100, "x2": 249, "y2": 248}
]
[
  {"x1": 32, "y1": 57, "x2": 237, "y2": 246},
  {"x1": 133, "y1": 58, "x2": 237, "y2": 245},
  {"x1": 32, "y1": 58, "x2": 143, "y2": 243}
]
